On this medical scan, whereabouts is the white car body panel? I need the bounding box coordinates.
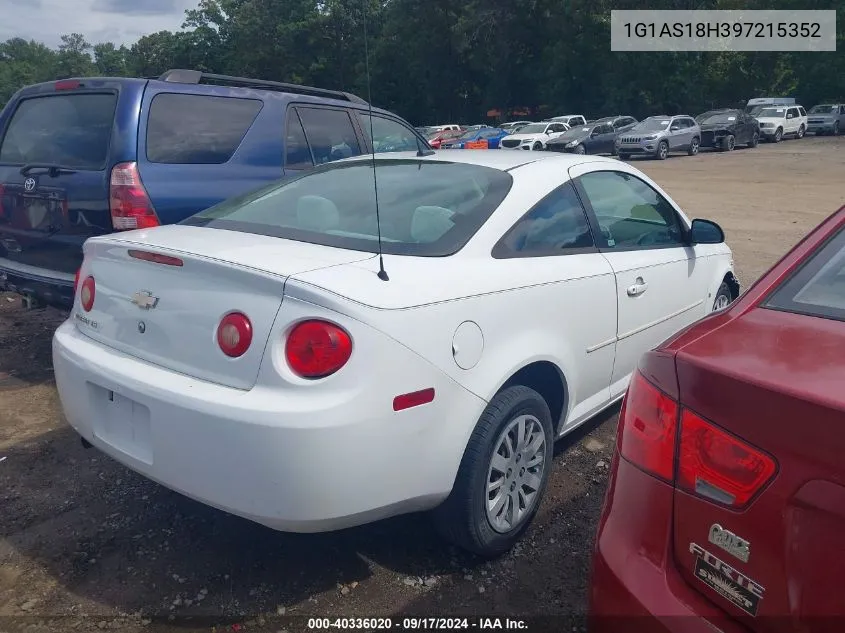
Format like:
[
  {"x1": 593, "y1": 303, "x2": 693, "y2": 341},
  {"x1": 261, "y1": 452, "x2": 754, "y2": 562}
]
[
  {"x1": 53, "y1": 150, "x2": 735, "y2": 533},
  {"x1": 499, "y1": 123, "x2": 569, "y2": 150}
]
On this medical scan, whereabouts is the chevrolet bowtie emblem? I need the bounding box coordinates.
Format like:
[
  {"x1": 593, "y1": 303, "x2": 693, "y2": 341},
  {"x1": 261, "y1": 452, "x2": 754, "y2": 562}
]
[{"x1": 131, "y1": 290, "x2": 159, "y2": 310}]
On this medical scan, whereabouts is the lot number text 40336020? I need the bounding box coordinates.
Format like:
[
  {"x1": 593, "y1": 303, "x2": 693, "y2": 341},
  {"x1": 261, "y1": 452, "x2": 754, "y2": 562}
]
[{"x1": 306, "y1": 617, "x2": 529, "y2": 630}]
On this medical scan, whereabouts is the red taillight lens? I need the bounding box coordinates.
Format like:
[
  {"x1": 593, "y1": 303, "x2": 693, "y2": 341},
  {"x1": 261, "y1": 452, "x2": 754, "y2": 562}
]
[
  {"x1": 216, "y1": 313, "x2": 253, "y2": 358},
  {"x1": 110, "y1": 162, "x2": 160, "y2": 230},
  {"x1": 80, "y1": 276, "x2": 95, "y2": 311},
  {"x1": 55, "y1": 80, "x2": 82, "y2": 91},
  {"x1": 285, "y1": 320, "x2": 352, "y2": 379},
  {"x1": 677, "y1": 409, "x2": 777, "y2": 508},
  {"x1": 618, "y1": 370, "x2": 679, "y2": 482}
]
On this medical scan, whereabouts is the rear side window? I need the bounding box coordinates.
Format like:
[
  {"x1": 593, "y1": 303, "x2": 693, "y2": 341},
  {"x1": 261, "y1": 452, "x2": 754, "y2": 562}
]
[
  {"x1": 285, "y1": 110, "x2": 313, "y2": 170},
  {"x1": 764, "y1": 226, "x2": 845, "y2": 322},
  {"x1": 0, "y1": 93, "x2": 117, "y2": 170},
  {"x1": 296, "y1": 107, "x2": 361, "y2": 165},
  {"x1": 146, "y1": 93, "x2": 262, "y2": 164},
  {"x1": 357, "y1": 113, "x2": 420, "y2": 153}
]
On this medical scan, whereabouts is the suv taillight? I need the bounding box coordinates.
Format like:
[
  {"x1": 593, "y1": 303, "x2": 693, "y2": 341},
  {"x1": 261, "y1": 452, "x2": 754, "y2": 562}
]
[
  {"x1": 618, "y1": 368, "x2": 777, "y2": 509},
  {"x1": 110, "y1": 162, "x2": 159, "y2": 230}
]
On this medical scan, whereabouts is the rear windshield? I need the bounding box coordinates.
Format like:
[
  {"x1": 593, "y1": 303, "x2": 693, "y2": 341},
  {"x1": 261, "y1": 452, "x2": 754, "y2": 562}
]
[
  {"x1": 183, "y1": 159, "x2": 513, "y2": 256},
  {"x1": 764, "y1": 225, "x2": 845, "y2": 322},
  {"x1": 0, "y1": 93, "x2": 117, "y2": 170}
]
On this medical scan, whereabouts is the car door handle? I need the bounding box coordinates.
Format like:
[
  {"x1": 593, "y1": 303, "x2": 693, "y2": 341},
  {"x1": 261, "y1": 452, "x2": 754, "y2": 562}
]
[{"x1": 627, "y1": 278, "x2": 648, "y2": 297}]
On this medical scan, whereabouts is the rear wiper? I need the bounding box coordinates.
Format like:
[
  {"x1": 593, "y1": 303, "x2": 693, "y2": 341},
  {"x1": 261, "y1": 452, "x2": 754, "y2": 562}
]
[{"x1": 20, "y1": 164, "x2": 78, "y2": 178}]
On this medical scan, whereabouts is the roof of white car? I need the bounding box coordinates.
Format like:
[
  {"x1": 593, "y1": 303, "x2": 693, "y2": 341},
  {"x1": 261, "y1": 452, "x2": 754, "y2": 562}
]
[{"x1": 345, "y1": 149, "x2": 617, "y2": 172}]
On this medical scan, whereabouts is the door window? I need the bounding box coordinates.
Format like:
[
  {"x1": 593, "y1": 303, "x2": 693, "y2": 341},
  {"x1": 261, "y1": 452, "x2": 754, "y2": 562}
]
[
  {"x1": 357, "y1": 113, "x2": 420, "y2": 153},
  {"x1": 578, "y1": 170, "x2": 685, "y2": 250},
  {"x1": 296, "y1": 107, "x2": 361, "y2": 165},
  {"x1": 494, "y1": 183, "x2": 594, "y2": 257},
  {"x1": 284, "y1": 109, "x2": 313, "y2": 170}
]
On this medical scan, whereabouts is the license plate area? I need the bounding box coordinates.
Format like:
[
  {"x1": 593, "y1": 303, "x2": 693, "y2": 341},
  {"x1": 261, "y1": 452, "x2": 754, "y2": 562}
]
[
  {"x1": 88, "y1": 382, "x2": 153, "y2": 465},
  {"x1": 2, "y1": 187, "x2": 66, "y2": 231}
]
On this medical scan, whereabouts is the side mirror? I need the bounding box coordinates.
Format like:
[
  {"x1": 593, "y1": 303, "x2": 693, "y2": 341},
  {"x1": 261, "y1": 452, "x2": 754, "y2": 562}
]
[
  {"x1": 669, "y1": 125, "x2": 680, "y2": 131},
  {"x1": 690, "y1": 218, "x2": 725, "y2": 244}
]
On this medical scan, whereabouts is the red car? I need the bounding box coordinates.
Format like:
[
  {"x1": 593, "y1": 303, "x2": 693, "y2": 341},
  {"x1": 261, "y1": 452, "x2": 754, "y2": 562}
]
[
  {"x1": 590, "y1": 204, "x2": 845, "y2": 633},
  {"x1": 428, "y1": 129, "x2": 464, "y2": 149}
]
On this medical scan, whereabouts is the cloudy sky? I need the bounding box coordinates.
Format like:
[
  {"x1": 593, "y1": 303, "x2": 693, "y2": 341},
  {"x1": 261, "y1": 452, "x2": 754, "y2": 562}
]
[{"x1": 0, "y1": 0, "x2": 199, "y2": 48}]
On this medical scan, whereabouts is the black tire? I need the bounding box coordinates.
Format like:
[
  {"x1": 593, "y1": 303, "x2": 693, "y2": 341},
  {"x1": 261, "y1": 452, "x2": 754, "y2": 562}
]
[
  {"x1": 574, "y1": 144, "x2": 586, "y2": 155},
  {"x1": 748, "y1": 131, "x2": 759, "y2": 148},
  {"x1": 796, "y1": 124, "x2": 805, "y2": 139},
  {"x1": 656, "y1": 140, "x2": 669, "y2": 160},
  {"x1": 432, "y1": 385, "x2": 554, "y2": 558},
  {"x1": 687, "y1": 137, "x2": 700, "y2": 156},
  {"x1": 834, "y1": 121, "x2": 840, "y2": 136},
  {"x1": 617, "y1": 152, "x2": 631, "y2": 160},
  {"x1": 712, "y1": 281, "x2": 733, "y2": 312},
  {"x1": 720, "y1": 134, "x2": 735, "y2": 152},
  {"x1": 773, "y1": 127, "x2": 783, "y2": 142},
  {"x1": 532, "y1": 141, "x2": 543, "y2": 151}
]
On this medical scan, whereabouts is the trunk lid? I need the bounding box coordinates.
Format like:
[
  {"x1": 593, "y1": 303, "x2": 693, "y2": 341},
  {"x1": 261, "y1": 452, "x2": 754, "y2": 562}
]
[
  {"x1": 76, "y1": 225, "x2": 374, "y2": 390},
  {"x1": 673, "y1": 307, "x2": 845, "y2": 630},
  {"x1": 0, "y1": 79, "x2": 145, "y2": 275}
]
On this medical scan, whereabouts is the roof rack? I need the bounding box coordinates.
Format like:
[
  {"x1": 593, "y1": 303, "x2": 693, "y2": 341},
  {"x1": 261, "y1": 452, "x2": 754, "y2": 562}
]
[{"x1": 157, "y1": 69, "x2": 368, "y2": 105}]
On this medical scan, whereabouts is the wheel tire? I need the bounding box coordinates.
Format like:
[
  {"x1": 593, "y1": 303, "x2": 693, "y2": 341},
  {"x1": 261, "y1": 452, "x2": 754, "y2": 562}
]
[
  {"x1": 748, "y1": 131, "x2": 759, "y2": 148},
  {"x1": 774, "y1": 127, "x2": 783, "y2": 142},
  {"x1": 712, "y1": 281, "x2": 733, "y2": 312},
  {"x1": 656, "y1": 140, "x2": 669, "y2": 160},
  {"x1": 617, "y1": 152, "x2": 631, "y2": 160},
  {"x1": 721, "y1": 134, "x2": 735, "y2": 152},
  {"x1": 574, "y1": 144, "x2": 586, "y2": 155},
  {"x1": 797, "y1": 124, "x2": 805, "y2": 139},
  {"x1": 687, "y1": 137, "x2": 700, "y2": 156},
  {"x1": 432, "y1": 385, "x2": 554, "y2": 558},
  {"x1": 834, "y1": 122, "x2": 840, "y2": 136},
  {"x1": 532, "y1": 141, "x2": 543, "y2": 151}
]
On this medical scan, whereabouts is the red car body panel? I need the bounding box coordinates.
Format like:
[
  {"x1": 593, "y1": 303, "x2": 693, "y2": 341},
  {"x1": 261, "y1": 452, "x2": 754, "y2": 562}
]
[
  {"x1": 428, "y1": 130, "x2": 463, "y2": 149},
  {"x1": 590, "y1": 205, "x2": 845, "y2": 633}
]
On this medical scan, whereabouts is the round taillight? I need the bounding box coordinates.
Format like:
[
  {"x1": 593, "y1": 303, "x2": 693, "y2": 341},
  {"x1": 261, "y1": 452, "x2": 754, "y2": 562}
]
[
  {"x1": 80, "y1": 276, "x2": 95, "y2": 312},
  {"x1": 217, "y1": 312, "x2": 253, "y2": 358},
  {"x1": 285, "y1": 320, "x2": 352, "y2": 379}
]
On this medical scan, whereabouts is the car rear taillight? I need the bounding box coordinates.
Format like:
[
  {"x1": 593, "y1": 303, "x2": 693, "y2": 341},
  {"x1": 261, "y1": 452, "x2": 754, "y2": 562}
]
[
  {"x1": 285, "y1": 320, "x2": 352, "y2": 379},
  {"x1": 619, "y1": 368, "x2": 777, "y2": 508},
  {"x1": 217, "y1": 313, "x2": 253, "y2": 358},
  {"x1": 80, "y1": 276, "x2": 95, "y2": 311},
  {"x1": 677, "y1": 409, "x2": 777, "y2": 508},
  {"x1": 110, "y1": 162, "x2": 160, "y2": 230},
  {"x1": 618, "y1": 371, "x2": 678, "y2": 482}
]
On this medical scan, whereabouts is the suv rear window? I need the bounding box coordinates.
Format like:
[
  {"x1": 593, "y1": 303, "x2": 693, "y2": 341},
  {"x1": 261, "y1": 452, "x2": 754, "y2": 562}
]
[
  {"x1": 0, "y1": 93, "x2": 117, "y2": 170},
  {"x1": 764, "y1": 226, "x2": 845, "y2": 322},
  {"x1": 146, "y1": 93, "x2": 262, "y2": 164},
  {"x1": 183, "y1": 159, "x2": 513, "y2": 256}
]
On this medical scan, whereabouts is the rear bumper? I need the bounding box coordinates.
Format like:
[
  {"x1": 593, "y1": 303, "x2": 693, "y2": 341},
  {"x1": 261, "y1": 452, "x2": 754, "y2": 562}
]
[
  {"x1": 0, "y1": 257, "x2": 75, "y2": 307},
  {"x1": 53, "y1": 319, "x2": 487, "y2": 532}
]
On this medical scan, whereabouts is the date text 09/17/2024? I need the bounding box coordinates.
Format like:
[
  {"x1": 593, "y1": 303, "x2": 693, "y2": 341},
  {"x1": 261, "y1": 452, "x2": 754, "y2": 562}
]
[{"x1": 306, "y1": 618, "x2": 529, "y2": 630}]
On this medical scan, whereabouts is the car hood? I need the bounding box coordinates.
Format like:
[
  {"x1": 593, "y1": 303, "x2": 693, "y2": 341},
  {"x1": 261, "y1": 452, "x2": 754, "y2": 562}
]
[
  {"x1": 699, "y1": 122, "x2": 736, "y2": 131},
  {"x1": 755, "y1": 116, "x2": 786, "y2": 124},
  {"x1": 502, "y1": 133, "x2": 547, "y2": 142},
  {"x1": 808, "y1": 113, "x2": 836, "y2": 120}
]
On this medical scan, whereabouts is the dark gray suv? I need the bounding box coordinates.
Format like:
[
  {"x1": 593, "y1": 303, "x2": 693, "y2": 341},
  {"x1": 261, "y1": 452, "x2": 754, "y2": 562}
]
[{"x1": 615, "y1": 115, "x2": 701, "y2": 160}]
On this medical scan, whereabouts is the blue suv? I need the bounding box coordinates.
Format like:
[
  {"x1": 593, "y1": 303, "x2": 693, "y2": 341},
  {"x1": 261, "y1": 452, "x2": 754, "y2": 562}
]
[{"x1": 0, "y1": 69, "x2": 429, "y2": 308}]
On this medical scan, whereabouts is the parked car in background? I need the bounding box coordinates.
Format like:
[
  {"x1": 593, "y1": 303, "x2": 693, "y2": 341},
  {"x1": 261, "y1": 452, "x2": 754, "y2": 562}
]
[
  {"x1": 544, "y1": 121, "x2": 619, "y2": 155},
  {"x1": 465, "y1": 124, "x2": 491, "y2": 131},
  {"x1": 592, "y1": 115, "x2": 639, "y2": 134},
  {"x1": 590, "y1": 203, "x2": 845, "y2": 633},
  {"x1": 745, "y1": 96, "x2": 795, "y2": 116},
  {"x1": 544, "y1": 114, "x2": 587, "y2": 127},
  {"x1": 441, "y1": 127, "x2": 509, "y2": 149},
  {"x1": 616, "y1": 115, "x2": 701, "y2": 160},
  {"x1": 428, "y1": 128, "x2": 465, "y2": 149},
  {"x1": 807, "y1": 103, "x2": 845, "y2": 136},
  {"x1": 0, "y1": 69, "x2": 429, "y2": 309},
  {"x1": 429, "y1": 124, "x2": 462, "y2": 132},
  {"x1": 54, "y1": 149, "x2": 736, "y2": 558},
  {"x1": 500, "y1": 120, "x2": 533, "y2": 133},
  {"x1": 416, "y1": 126, "x2": 437, "y2": 136},
  {"x1": 755, "y1": 104, "x2": 807, "y2": 142},
  {"x1": 696, "y1": 108, "x2": 760, "y2": 151},
  {"x1": 499, "y1": 121, "x2": 569, "y2": 150}
]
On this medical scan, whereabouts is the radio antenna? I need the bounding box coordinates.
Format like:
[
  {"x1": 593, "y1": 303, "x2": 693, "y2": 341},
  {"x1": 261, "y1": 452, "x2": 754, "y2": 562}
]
[{"x1": 362, "y1": 1, "x2": 389, "y2": 281}]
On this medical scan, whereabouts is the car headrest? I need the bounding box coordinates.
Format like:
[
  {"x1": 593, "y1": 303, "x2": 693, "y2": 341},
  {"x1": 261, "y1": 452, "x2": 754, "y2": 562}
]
[
  {"x1": 296, "y1": 195, "x2": 340, "y2": 231},
  {"x1": 411, "y1": 206, "x2": 455, "y2": 243}
]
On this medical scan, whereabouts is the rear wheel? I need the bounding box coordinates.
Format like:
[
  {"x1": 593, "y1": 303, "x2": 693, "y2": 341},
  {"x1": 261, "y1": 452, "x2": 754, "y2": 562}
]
[
  {"x1": 432, "y1": 385, "x2": 553, "y2": 558},
  {"x1": 721, "y1": 134, "x2": 735, "y2": 151},
  {"x1": 687, "y1": 137, "x2": 700, "y2": 156},
  {"x1": 656, "y1": 140, "x2": 669, "y2": 160}
]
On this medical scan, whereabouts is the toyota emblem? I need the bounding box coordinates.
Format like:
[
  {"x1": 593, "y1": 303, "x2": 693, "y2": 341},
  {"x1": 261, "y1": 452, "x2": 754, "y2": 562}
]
[{"x1": 24, "y1": 178, "x2": 36, "y2": 192}]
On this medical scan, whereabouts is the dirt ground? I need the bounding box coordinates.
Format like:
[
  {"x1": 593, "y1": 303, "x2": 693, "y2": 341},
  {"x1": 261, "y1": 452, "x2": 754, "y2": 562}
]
[{"x1": 1, "y1": 135, "x2": 842, "y2": 633}]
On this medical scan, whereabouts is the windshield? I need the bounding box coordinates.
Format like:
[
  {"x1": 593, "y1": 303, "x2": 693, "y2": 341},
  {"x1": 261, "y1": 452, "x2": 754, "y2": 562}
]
[
  {"x1": 757, "y1": 108, "x2": 786, "y2": 118},
  {"x1": 698, "y1": 112, "x2": 740, "y2": 124},
  {"x1": 632, "y1": 118, "x2": 670, "y2": 132},
  {"x1": 516, "y1": 123, "x2": 548, "y2": 134},
  {"x1": 183, "y1": 159, "x2": 513, "y2": 257},
  {"x1": 809, "y1": 105, "x2": 836, "y2": 114}
]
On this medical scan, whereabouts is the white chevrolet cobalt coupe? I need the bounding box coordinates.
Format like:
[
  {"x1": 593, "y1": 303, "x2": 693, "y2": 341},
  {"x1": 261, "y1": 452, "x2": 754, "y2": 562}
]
[{"x1": 53, "y1": 150, "x2": 737, "y2": 557}]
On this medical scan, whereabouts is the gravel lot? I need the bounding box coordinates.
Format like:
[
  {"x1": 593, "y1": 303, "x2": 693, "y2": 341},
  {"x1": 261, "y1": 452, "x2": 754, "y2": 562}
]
[{"x1": 1, "y1": 135, "x2": 843, "y2": 633}]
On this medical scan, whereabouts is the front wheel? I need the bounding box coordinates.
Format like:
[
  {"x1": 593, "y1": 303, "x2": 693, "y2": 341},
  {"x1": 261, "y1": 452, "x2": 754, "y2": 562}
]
[
  {"x1": 687, "y1": 137, "x2": 700, "y2": 156},
  {"x1": 833, "y1": 121, "x2": 840, "y2": 136},
  {"x1": 432, "y1": 385, "x2": 553, "y2": 558},
  {"x1": 748, "y1": 131, "x2": 759, "y2": 148},
  {"x1": 720, "y1": 134, "x2": 735, "y2": 151},
  {"x1": 712, "y1": 282, "x2": 733, "y2": 312},
  {"x1": 773, "y1": 127, "x2": 783, "y2": 142},
  {"x1": 617, "y1": 152, "x2": 630, "y2": 160},
  {"x1": 574, "y1": 144, "x2": 586, "y2": 155},
  {"x1": 532, "y1": 141, "x2": 543, "y2": 151},
  {"x1": 797, "y1": 124, "x2": 805, "y2": 139},
  {"x1": 656, "y1": 140, "x2": 669, "y2": 160}
]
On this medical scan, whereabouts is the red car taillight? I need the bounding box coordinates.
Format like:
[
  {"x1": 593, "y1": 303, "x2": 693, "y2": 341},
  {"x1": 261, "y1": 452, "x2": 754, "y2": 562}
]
[
  {"x1": 80, "y1": 276, "x2": 95, "y2": 311},
  {"x1": 110, "y1": 162, "x2": 160, "y2": 230},
  {"x1": 618, "y1": 368, "x2": 777, "y2": 509},
  {"x1": 217, "y1": 312, "x2": 253, "y2": 358},
  {"x1": 285, "y1": 320, "x2": 352, "y2": 379}
]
